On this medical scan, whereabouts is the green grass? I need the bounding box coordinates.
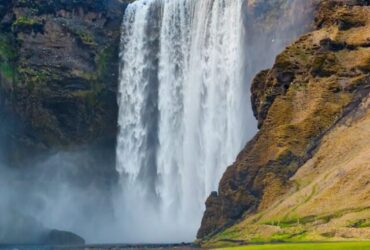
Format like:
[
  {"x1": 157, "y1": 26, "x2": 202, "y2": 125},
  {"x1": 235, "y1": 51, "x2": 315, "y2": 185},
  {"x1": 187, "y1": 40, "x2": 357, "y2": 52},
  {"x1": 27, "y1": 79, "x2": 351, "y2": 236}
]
[
  {"x1": 350, "y1": 219, "x2": 370, "y2": 228},
  {"x1": 217, "y1": 242, "x2": 370, "y2": 250}
]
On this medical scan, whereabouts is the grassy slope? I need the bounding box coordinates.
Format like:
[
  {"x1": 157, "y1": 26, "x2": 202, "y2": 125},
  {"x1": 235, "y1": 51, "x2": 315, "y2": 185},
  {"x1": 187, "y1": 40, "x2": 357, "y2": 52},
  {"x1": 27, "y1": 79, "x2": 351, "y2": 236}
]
[
  {"x1": 204, "y1": 85, "x2": 370, "y2": 248},
  {"x1": 218, "y1": 242, "x2": 370, "y2": 250},
  {"x1": 202, "y1": 3, "x2": 370, "y2": 247}
]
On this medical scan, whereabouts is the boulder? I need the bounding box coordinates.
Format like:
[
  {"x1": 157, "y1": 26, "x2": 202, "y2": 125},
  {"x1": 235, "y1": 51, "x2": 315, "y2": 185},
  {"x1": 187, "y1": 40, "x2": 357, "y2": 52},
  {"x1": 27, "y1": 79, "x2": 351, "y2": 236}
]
[{"x1": 42, "y1": 229, "x2": 85, "y2": 246}]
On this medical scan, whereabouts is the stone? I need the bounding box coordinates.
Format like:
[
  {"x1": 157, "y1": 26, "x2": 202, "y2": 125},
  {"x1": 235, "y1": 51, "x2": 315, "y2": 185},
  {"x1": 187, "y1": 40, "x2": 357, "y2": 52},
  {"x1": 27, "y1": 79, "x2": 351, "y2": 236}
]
[
  {"x1": 42, "y1": 229, "x2": 85, "y2": 246},
  {"x1": 198, "y1": 0, "x2": 370, "y2": 241}
]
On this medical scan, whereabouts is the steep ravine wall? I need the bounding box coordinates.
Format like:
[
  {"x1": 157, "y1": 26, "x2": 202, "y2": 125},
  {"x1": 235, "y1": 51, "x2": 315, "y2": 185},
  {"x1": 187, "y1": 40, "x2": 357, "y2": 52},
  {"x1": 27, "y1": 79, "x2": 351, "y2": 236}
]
[
  {"x1": 0, "y1": 0, "x2": 128, "y2": 167},
  {"x1": 198, "y1": 0, "x2": 370, "y2": 244},
  {"x1": 0, "y1": 0, "x2": 129, "y2": 244}
]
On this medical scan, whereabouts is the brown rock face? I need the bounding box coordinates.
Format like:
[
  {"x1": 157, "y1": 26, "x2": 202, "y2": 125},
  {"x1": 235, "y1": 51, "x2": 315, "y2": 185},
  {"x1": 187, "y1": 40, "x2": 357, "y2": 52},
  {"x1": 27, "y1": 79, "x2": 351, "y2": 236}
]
[{"x1": 198, "y1": 0, "x2": 370, "y2": 240}]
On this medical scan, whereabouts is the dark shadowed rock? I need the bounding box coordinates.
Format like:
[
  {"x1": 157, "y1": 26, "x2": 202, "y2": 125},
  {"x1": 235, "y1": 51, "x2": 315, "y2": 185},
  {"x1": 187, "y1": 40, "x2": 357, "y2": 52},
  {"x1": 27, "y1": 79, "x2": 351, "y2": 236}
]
[
  {"x1": 0, "y1": 210, "x2": 84, "y2": 245},
  {"x1": 43, "y1": 229, "x2": 85, "y2": 246},
  {"x1": 0, "y1": 210, "x2": 46, "y2": 244},
  {"x1": 0, "y1": 0, "x2": 132, "y2": 211},
  {"x1": 0, "y1": 0, "x2": 131, "y2": 167}
]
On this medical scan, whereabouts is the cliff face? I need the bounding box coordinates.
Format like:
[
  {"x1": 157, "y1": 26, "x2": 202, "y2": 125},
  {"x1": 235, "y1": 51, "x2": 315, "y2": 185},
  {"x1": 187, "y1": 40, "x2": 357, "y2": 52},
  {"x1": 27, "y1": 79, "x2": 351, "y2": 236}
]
[
  {"x1": 198, "y1": 0, "x2": 370, "y2": 244},
  {"x1": 0, "y1": 1, "x2": 130, "y2": 243},
  {"x1": 0, "y1": 0, "x2": 128, "y2": 166}
]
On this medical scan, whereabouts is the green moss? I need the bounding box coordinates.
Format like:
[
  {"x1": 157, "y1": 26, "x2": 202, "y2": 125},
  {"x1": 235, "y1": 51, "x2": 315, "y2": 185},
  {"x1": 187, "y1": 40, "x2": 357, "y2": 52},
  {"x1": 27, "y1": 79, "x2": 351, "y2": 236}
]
[
  {"x1": 270, "y1": 230, "x2": 307, "y2": 242},
  {"x1": 311, "y1": 54, "x2": 326, "y2": 73},
  {"x1": 317, "y1": 207, "x2": 370, "y2": 224},
  {"x1": 350, "y1": 219, "x2": 370, "y2": 228},
  {"x1": 17, "y1": 67, "x2": 50, "y2": 90},
  {"x1": 97, "y1": 45, "x2": 115, "y2": 78},
  {"x1": 216, "y1": 228, "x2": 243, "y2": 240},
  {"x1": 275, "y1": 52, "x2": 292, "y2": 68},
  {"x1": 77, "y1": 31, "x2": 95, "y2": 46},
  {"x1": 311, "y1": 52, "x2": 345, "y2": 77},
  {"x1": 274, "y1": 42, "x2": 312, "y2": 69},
  {"x1": 263, "y1": 215, "x2": 318, "y2": 229},
  {"x1": 0, "y1": 63, "x2": 15, "y2": 80},
  {"x1": 0, "y1": 36, "x2": 16, "y2": 59},
  {"x1": 217, "y1": 242, "x2": 370, "y2": 250},
  {"x1": 0, "y1": 34, "x2": 17, "y2": 81},
  {"x1": 249, "y1": 236, "x2": 268, "y2": 243},
  {"x1": 69, "y1": 45, "x2": 116, "y2": 109},
  {"x1": 320, "y1": 231, "x2": 336, "y2": 238},
  {"x1": 13, "y1": 16, "x2": 41, "y2": 27}
]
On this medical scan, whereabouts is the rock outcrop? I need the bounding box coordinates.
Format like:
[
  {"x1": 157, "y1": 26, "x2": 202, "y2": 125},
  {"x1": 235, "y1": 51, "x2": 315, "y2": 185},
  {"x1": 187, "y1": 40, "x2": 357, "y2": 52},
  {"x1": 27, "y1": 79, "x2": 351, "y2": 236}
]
[
  {"x1": 198, "y1": 0, "x2": 370, "y2": 244},
  {"x1": 43, "y1": 229, "x2": 85, "y2": 245},
  {"x1": 0, "y1": 0, "x2": 129, "y2": 166},
  {"x1": 0, "y1": 211, "x2": 85, "y2": 245}
]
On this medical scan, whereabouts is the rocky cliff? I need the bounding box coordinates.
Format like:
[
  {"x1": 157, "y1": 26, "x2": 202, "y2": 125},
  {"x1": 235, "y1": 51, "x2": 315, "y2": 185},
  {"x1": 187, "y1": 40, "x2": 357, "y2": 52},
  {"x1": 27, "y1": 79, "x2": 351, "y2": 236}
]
[
  {"x1": 198, "y1": 0, "x2": 370, "y2": 245},
  {"x1": 0, "y1": 0, "x2": 131, "y2": 244},
  {"x1": 0, "y1": 0, "x2": 128, "y2": 167}
]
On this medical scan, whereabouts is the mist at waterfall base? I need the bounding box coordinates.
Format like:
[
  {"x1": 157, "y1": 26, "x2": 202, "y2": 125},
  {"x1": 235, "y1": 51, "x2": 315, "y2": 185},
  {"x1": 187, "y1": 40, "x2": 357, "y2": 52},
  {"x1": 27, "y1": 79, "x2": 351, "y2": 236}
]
[
  {"x1": 0, "y1": 150, "x2": 119, "y2": 244},
  {"x1": 0, "y1": 0, "x2": 313, "y2": 244}
]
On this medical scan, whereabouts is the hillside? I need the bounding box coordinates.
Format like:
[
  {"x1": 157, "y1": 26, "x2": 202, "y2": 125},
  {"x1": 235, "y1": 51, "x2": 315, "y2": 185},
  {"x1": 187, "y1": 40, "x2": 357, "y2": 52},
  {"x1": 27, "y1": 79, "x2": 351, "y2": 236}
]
[
  {"x1": 198, "y1": 0, "x2": 370, "y2": 246},
  {"x1": 0, "y1": 0, "x2": 369, "y2": 245}
]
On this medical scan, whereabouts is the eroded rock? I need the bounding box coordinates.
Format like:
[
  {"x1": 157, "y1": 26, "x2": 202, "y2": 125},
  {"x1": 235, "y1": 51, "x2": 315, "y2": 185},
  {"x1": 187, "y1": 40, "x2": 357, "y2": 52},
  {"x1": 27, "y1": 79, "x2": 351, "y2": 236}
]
[{"x1": 198, "y1": 0, "x2": 370, "y2": 240}]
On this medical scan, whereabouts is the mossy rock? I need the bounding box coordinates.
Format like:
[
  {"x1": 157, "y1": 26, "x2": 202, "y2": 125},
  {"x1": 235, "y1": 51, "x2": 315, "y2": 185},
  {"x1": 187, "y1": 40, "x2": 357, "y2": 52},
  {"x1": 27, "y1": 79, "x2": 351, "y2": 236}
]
[
  {"x1": 12, "y1": 16, "x2": 44, "y2": 33},
  {"x1": 0, "y1": 34, "x2": 17, "y2": 82}
]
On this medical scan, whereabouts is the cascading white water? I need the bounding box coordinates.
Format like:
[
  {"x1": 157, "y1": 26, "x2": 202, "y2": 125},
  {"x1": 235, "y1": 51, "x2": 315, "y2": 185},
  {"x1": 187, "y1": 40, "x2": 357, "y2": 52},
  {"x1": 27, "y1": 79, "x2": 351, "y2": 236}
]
[
  {"x1": 116, "y1": 0, "x2": 312, "y2": 243},
  {"x1": 156, "y1": 0, "x2": 249, "y2": 222},
  {"x1": 116, "y1": 0, "x2": 249, "y2": 242}
]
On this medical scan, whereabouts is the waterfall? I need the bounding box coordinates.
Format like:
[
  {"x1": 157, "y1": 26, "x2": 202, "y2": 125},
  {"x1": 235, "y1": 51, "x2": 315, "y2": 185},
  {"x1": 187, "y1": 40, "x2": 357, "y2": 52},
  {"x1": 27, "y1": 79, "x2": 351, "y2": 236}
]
[
  {"x1": 116, "y1": 0, "x2": 248, "y2": 241},
  {"x1": 116, "y1": 0, "x2": 312, "y2": 242},
  {"x1": 156, "y1": 0, "x2": 248, "y2": 220}
]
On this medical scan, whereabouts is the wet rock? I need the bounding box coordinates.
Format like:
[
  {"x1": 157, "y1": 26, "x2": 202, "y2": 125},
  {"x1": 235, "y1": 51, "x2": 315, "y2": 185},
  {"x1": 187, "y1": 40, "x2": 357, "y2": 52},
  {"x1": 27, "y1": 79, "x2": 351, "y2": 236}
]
[
  {"x1": 0, "y1": 0, "x2": 130, "y2": 166},
  {"x1": 0, "y1": 210, "x2": 85, "y2": 245},
  {"x1": 42, "y1": 229, "x2": 85, "y2": 246},
  {"x1": 0, "y1": 211, "x2": 46, "y2": 244}
]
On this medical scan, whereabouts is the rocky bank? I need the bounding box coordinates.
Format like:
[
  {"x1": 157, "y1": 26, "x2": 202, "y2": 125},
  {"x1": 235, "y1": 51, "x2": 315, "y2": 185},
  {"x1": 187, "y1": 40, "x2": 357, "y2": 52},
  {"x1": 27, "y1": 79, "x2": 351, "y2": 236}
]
[{"x1": 198, "y1": 0, "x2": 370, "y2": 246}]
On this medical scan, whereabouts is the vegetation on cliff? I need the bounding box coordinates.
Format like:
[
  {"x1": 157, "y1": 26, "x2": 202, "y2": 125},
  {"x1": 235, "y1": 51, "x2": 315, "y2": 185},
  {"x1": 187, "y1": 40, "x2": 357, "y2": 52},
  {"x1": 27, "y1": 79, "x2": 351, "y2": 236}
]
[
  {"x1": 199, "y1": 0, "x2": 370, "y2": 246},
  {"x1": 0, "y1": 0, "x2": 368, "y2": 245},
  {"x1": 0, "y1": 1, "x2": 131, "y2": 244},
  {"x1": 0, "y1": 0, "x2": 130, "y2": 166},
  {"x1": 217, "y1": 242, "x2": 370, "y2": 250}
]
